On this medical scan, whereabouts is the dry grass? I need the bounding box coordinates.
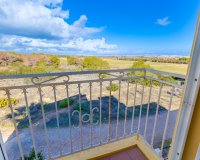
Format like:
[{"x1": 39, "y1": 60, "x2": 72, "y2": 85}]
[{"x1": 103, "y1": 58, "x2": 188, "y2": 74}]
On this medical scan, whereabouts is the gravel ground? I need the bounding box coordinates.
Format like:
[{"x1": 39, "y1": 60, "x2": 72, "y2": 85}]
[
  {"x1": 4, "y1": 109, "x2": 177, "y2": 160},
  {"x1": 0, "y1": 75, "x2": 181, "y2": 159}
]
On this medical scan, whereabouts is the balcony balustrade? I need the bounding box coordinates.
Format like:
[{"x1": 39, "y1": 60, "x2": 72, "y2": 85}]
[{"x1": 0, "y1": 68, "x2": 185, "y2": 160}]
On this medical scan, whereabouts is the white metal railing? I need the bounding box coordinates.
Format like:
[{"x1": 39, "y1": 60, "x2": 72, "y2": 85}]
[
  {"x1": 0, "y1": 68, "x2": 185, "y2": 160},
  {"x1": 0, "y1": 131, "x2": 8, "y2": 160}
]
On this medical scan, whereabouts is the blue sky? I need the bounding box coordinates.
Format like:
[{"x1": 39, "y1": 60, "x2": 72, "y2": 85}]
[{"x1": 0, "y1": 0, "x2": 199, "y2": 56}]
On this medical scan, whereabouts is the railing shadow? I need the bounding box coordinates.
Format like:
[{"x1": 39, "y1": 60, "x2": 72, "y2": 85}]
[{"x1": 4, "y1": 94, "x2": 178, "y2": 159}]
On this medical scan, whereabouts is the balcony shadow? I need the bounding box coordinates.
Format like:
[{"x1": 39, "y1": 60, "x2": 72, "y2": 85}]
[
  {"x1": 4, "y1": 93, "x2": 178, "y2": 159},
  {"x1": 4, "y1": 93, "x2": 174, "y2": 138}
]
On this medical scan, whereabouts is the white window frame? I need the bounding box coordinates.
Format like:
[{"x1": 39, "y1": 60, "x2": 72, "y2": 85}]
[{"x1": 169, "y1": 13, "x2": 200, "y2": 160}]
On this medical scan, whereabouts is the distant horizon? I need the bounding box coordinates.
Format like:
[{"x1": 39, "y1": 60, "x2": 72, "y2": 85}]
[{"x1": 1, "y1": 50, "x2": 190, "y2": 57}]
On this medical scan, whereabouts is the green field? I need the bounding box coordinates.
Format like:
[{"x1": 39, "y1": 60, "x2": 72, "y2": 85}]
[{"x1": 103, "y1": 58, "x2": 188, "y2": 75}]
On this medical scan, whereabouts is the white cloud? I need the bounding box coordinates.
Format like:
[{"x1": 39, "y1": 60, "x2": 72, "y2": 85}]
[
  {"x1": 70, "y1": 15, "x2": 103, "y2": 37},
  {"x1": 0, "y1": 35, "x2": 118, "y2": 54},
  {"x1": 0, "y1": 0, "x2": 101, "y2": 39},
  {"x1": 36, "y1": 0, "x2": 64, "y2": 7},
  {"x1": 0, "y1": 0, "x2": 117, "y2": 54},
  {"x1": 156, "y1": 17, "x2": 171, "y2": 26}
]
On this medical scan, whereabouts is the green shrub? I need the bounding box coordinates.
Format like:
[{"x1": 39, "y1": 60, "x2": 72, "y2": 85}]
[
  {"x1": 129, "y1": 60, "x2": 150, "y2": 77},
  {"x1": 132, "y1": 75, "x2": 176, "y2": 87},
  {"x1": 75, "y1": 67, "x2": 83, "y2": 71},
  {"x1": 59, "y1": 98, "x2": 74, "y2": 108},
  {"x1": 106, "y1": 83, "x2": 119, "y2": 92},
  {"x1": 139, "y1": 79, "x2": 160, "y2": 86},
  {"x1": 74, "y1": 103, "x2": 88, "y2": 112},
  {"x1": 24, "y1": 148, "x2": 44, "y2": 160},
  {"x1": 129, "y1": 60, "x2": 176, "y2": 86},
  {"x1": 50, "y1": 56, "x2": 60, "y2": 67},
  {"x1": 82, "y1": 56, "x2": 110, "y2": 70},
  {"x1": 67, "y1": 56, "x2": 82, "y2": 66},
  {"x1": 44, "y1": 104, "x2": 51, "y2": 110},
  {"x1": 157, "y1": 74, "x2": 177, "y2": 84},
  {"x1": 37, "y1": 60, "x2": 46, "y2": 67},
  {"x1": 131, "y1": 60, "x2": 150, "y2": 69},
  {"x1": 179, "y1": 57, "x2": 189, "y2": 64},
  {"x1": 99, "y1": 73, "x2": 108, "y2": 79},
  {"x1": 0, "y1": 98, "x2": 18, "y2": 108},
  {"x1": 19, "y1": 66, "x2": 48, "y2": 74},
  {"x1": 7, "y1": 51, "x2": 17, "y2": 55},
  {"x1": 67, "y1": 56, "x2": 77, "y2": 65},
  {"x1": 0, "y1": 65, "x2": 57, "y2": 75},
  {"x1": 128, "y1": 61, "x2": 151, "y2": 86}
]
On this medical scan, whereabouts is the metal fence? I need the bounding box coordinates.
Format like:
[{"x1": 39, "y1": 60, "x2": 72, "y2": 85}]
[{"x1": 0, "y1": 68, "x2": 185, "y2": 160}]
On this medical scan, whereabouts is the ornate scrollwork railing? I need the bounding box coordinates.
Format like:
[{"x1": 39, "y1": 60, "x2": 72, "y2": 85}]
[
  {"x1": 71, "y1": 107, "x2": 99, "y2": 128},
  {"x1": 31, "y1": 75, "x2": 70, "y2": 85}
]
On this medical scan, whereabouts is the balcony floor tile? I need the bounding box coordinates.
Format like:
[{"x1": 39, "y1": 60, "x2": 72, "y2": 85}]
[{"x1": 96, "y1": 146, "x2": 147, "y2": 160}]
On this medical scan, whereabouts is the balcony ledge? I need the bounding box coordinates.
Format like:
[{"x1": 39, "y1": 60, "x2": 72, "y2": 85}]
[{"x1": 56, "y1": 134, "x2": 160, "y2": 160}]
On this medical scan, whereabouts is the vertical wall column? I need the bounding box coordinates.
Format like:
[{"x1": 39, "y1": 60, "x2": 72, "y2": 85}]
[{"x1": 169, "y1": 13, "x2": 200, "y2": 160}]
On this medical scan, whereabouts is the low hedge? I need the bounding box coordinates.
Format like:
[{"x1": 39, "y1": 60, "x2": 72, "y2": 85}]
[
  {"x1": 0, "y1": 98, "x2": 18, "y2": 108},
  {"x1": 106, "y1": 83, "x2": 119, "y2": 92},
  {"x1": 59, "y1": 98, "x2": 74, "y2": 108}
]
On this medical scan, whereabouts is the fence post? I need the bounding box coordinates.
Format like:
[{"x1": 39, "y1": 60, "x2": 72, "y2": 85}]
[{"x1": 0, "y1": 131, "x2": 8, "y2": 160}]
